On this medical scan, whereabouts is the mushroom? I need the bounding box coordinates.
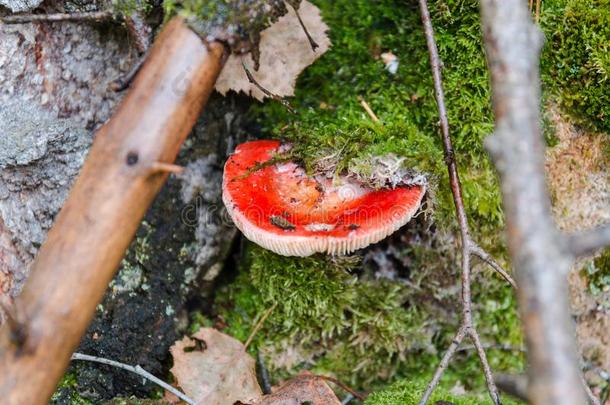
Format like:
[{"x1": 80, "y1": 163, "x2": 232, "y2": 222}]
[{"x1": 222, "y1": 140, "x2": 425, "y2": 256}]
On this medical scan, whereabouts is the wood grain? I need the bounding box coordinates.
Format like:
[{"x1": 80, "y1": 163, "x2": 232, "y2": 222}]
[{"x1": 0, "y1": 16, "x2": 225, "y2": 404}]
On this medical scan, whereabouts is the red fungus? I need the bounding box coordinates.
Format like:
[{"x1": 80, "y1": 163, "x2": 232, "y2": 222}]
[{"x1": 222, "y1": 140, "x2": 425, "y2": 256}]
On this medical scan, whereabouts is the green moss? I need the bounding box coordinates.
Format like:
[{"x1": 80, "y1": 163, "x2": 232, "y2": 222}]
[
  {"x1": 217, "y1": 246, "x2": 432, "y2": 386},
  {"x1": 51, "y1": 372, "x2": 92, "y2": 405},
  {"x1": 256, "y1": 0, "x2": 502, "y2": 233},
  {"x1": 541, "y1": 0, "x2": 610, "y2": 132},
  {"x1": 365, "y1": 378, "x2": 523, "y2": 405}
]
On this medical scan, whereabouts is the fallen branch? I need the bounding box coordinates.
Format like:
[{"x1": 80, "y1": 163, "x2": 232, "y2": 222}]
[
  {"x1": 71, "y1": 352, "x2": 196, "y2": 405},
  {"x1": 0, "y1": 17, "x2": 225, "y2": 404},
  {"x1": 415, "y1": 0, "x2": 516, "y2": 403},
  {"x1": 480, "y1": 0, "x2": 592, "y2": 404}
]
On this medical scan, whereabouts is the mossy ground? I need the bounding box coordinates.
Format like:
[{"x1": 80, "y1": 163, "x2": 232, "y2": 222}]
[{"x1": 213, "y1": 0, "x2": 609, "y2": 402}]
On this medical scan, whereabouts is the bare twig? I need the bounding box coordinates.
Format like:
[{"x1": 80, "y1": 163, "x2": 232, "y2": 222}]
[
  {"x1": 358, "y1": 96, "x2": 380, "y2": 123},
  {"x1": 566, "y1": 224, "x2": 610, "y2": 257},
  {"x1": 535, "y1": 0, "x2": 541, "y2": 23},
  {"x1": 244, "y1": 303, "x2": 277, "y2": 349},
  {"x1": 1, "y1": 11, "x2": 113, "y2": 24},
  {"x1": 480, "y1": 0, "x2": 588, "y2": 404},
  {"x1": 415, "y1": 0, "x2": 516, "y2": 403},
  {"x1": 471, "y1": 243, "x2": 517, "y2": 288},
  {"x1": 71, "y1": 352, "x2": 196, "y2": 405},
  {"x1": 286, "y1": 1, "x2": 319, "y2": 51},
  {"x1": 242, "y1": 62, "x2": 295, "y2": 113}
]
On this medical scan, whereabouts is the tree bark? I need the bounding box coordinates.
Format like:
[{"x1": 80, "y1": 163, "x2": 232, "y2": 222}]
[{"x1": 0, "y1": 17, "x2": 225, "y2": 404}]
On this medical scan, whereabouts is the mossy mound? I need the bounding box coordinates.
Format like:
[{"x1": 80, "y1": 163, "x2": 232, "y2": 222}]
[
  {"x1": 214, "y1": 0, "x2": 610, "y2": 399},
  {"x1": 364, "y1": 378, "x2": 522, "y2": 405}
]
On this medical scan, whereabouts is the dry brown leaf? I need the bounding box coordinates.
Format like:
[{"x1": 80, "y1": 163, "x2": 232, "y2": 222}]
[
  {"x1": 170, "y1": 327, "x2": 262, "y2": 405},
  {"x1": 256, "y1": 372, "x2": 341, "y2": 405},
  {"x1": 215, "y1": 0, "x2": 331, "y2": 101}
]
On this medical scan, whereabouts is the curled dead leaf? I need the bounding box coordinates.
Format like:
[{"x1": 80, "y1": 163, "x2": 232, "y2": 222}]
[
  {"x1": 255, "y1": 371, "x2": 341, "y2": 405},
  {"x1": 215, "y1": 0, "x2": 331, "y2": 101}
]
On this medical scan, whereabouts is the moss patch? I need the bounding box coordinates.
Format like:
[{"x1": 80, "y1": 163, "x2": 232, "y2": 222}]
[
  {"x1": 541, "y1": 0, "x2": 610, "y2": 133},
  {"x1": 365, "y1": 378, "x2": 523, "y2": 405},
  {"x1": 213, "y1": 0, "x2": 532, "y2": 396}
]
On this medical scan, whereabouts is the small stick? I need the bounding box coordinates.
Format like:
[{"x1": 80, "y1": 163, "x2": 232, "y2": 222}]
[
  {"x1": 242, "y1": 62, "x2": 295, "y2": 113},
  {"x1": 287, "y1": 3, "x2": 319, "y2": 51},
  {"x1": 244, "y1": 303, "x2": 277, "y2": 349},
  {"x1": 357, "y1": 96, "x2": 380, "y2": 123},
  {"x1": 529, "y1": 0, "x2": 534, "y2": 12},
  {"x1": 149, "y1": 162, "x2": 185, "y2": 175},
  {"x1": 71, "y1": 352, "x2": 196, "y2": 405},
  {"x1": 419, "y1": 325, "x2": 466, "y2": 405},
  {"x1": 1, "y1": 11, "x2": 113, "y2": 24},
  {"x1": 535, "y1": 0, "x2": 541, "y2": 23}
]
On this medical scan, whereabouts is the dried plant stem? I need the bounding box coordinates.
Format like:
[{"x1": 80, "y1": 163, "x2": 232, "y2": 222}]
[
  {"x1": 358, "y1": 96, "x2": 380, "y2": 123},
  {"x1": 416, "y1": 0, "x2": 517, "y2": 403},
  {"x1": 1, "y1": 11, "x2": 113, "y2": 24},
  {"x1": 244, "y1": 303, "x2": 277, "y2": 349},
  {"x1": 71, "y1": 353, "x2": 196, "y2": 405}
]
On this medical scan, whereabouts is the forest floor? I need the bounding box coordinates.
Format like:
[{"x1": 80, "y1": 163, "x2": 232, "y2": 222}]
[{"x1": 0, "y1": 0, "x2": 608, "y2": 404}]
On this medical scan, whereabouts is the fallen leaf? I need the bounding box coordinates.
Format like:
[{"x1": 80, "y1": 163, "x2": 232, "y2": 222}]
[
  {"x1": 215, "y1": 0, "x2": 331, "y2": 101},
  {"x1": 170, "y1": 327, "x2": 262, "y2": 405},
  {"x1": 256, "y1": 372, "x2": 341, "y2": 405}
]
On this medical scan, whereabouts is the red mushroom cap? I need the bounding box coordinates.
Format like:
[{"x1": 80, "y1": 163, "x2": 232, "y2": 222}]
[{"x1": 222, "y1": 140, "x2": 425, "y2": 256}]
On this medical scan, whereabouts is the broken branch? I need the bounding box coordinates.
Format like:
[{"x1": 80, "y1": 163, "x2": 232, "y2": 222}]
[
  {"x1": 0, "y1": 17, "x2": 225, "y2": 404},
  {"x1": 480, "y1": 0, "x2": 587, "y2": 404}
]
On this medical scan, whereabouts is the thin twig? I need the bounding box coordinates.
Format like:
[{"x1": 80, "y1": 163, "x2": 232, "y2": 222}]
[
  {"x1": 456, "y1": 343, "x2": 526, "y2": 353},
  {"x1": 415, "y1": 0, "x2": 514, "y2": 403},
  {"x1": 419, "y1": 326, "x2": 467, "y2": 405},
  {"x1": 1, "y1": 11, "x2": 113, "y2": 24},
  {"x1": 468, "y1": 328, "x2": 501, "y2": 404},
  {"x1": 244, "y1": 303, "x2": 277, "y2": 349},
  {"x1": 358, "y1": 96, "x2": 380, "y2": 123},
  {"x1": 535, "y1": 0, "x2": 541, "y2": 23},
  {"x1": 470, "y1": 243, "x2": 517, "y2": 289},
  {"x1": 71, "y1": 352, "x2": 196, "y2": 405},
  {"x1": 287, "y1": 2, "x2": 319, "y2": 51},
  {"x1": 242, "y1": 62, "x2": 295, "y2": 113}
]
